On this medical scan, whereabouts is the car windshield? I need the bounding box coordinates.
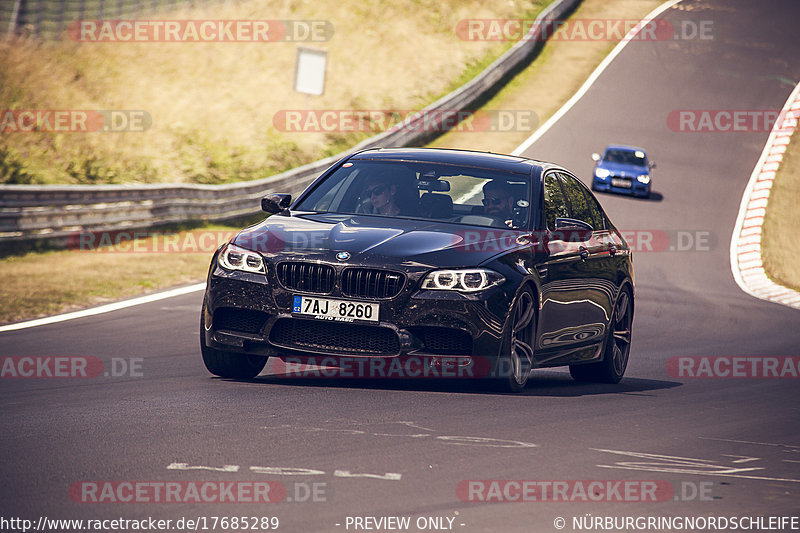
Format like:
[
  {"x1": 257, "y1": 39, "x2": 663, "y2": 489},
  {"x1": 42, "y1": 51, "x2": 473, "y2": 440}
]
[
  {"x1": 294, "y1": 159, "x2": 533, "y2": 229},
  {"x1": 603, "y1": 149, "x2": 647, "y2": 166}
]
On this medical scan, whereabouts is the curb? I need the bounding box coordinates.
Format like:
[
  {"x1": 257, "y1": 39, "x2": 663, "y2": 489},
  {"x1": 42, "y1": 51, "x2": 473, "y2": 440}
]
[{"x1": 730, "y1": 82, "x2": 800, "y2": 310}]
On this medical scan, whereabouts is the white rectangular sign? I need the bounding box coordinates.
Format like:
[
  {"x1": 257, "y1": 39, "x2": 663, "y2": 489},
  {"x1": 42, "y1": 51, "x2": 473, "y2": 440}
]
[{"x1": 294, "y1": 46, "x2": 327, "y2": 96}]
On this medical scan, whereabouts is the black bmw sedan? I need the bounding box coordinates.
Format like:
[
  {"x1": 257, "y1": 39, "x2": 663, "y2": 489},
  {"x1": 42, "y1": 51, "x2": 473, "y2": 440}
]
[{"x1": 201, "y1": 148, "x2": 634, "y2": 392}]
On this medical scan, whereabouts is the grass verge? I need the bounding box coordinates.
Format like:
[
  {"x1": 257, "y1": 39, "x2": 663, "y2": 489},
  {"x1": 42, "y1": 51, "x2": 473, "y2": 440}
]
[
  {"x1": 0, "y1": 0, "x2": 542, "y2": 185},
  {"x1": 0, "y1": 221, "x2": 255, "y2": 324},
  {"x1": 762, "y1": 127, "x2": 800, "y2": 292}
]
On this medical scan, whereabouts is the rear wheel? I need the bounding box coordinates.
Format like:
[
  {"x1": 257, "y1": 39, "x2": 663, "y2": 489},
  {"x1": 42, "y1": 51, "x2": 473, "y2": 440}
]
[
  {"x1": 570, "y1": 288, "x2": 632, "y2": 383},
  {"x1": 200, "y1": 307, "x2": 267, "y2": 379},
  {"x1": 493, "y1": 288, "x2": 536, "y2": 393}
]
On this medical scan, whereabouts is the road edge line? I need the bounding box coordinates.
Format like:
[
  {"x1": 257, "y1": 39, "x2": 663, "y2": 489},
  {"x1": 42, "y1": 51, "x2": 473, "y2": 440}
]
[
  {"x1": 729, "y1": 82, "x2": 800, "y2": 310},
  {"x1": 0, "y1": 282, "x2": 206, "y2": 333},
  {"x1": 511, "y1": 0, "x2": 685, "y2": 156}
]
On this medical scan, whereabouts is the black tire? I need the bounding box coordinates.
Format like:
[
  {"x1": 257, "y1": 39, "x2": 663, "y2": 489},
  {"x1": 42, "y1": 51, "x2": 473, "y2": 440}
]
[
  {"x1": 570, "y1": 287, "x2": 632, "y2": 383},
  {"x1": 200, "y1": 307, "x2": 267, "y2": 379},
  {"x1": 492, "y1": 287, "x2": 536, "y2": 393}
]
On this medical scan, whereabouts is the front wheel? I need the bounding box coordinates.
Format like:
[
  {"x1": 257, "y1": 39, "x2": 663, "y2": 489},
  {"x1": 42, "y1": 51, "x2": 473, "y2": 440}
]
[
  {"x1": 570, "y1": 287, "x2": 632, "y2": 383},
  {"x1": 492, "y1": 287, "x2": 536, "y2": 393},
  {"x1": 200, "y1": 310, "x2": 267, "y2": 379}
]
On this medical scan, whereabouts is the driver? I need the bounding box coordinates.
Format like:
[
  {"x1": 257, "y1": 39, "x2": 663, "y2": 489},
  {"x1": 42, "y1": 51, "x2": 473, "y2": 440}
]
[
  {"x1": 481, "y1": 180, "x2": 515, "y2": 226},
  {"x1": 361, "y1": 176, "x2": 401, "y2": 216}
]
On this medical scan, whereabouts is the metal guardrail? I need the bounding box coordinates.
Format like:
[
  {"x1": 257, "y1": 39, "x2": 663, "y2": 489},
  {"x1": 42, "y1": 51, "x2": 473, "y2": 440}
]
[
  {"x1": 0, "y1": 0, "x2": 579, "y2": 246},
  {"x1": 2, "y1": 0, "x2": 214, "y2": 38}
]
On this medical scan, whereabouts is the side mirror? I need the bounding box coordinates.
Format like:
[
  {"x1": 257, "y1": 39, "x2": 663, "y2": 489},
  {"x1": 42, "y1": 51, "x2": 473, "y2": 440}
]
[
  {"x1": 261, "y1": 193, "x2": 292, "y2": 215},
  {"x1": 553, "y1": 217, "x2": 593, "y2": 242},
  {"x1": 591, "y1": 153, "x2": 601, "y2": 162}
]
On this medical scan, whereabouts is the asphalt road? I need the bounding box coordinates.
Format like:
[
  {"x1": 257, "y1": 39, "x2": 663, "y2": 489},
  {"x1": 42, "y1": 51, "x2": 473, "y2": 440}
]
[{"x1": 2, "y1": 1, "x2": 799, "y2": 532}]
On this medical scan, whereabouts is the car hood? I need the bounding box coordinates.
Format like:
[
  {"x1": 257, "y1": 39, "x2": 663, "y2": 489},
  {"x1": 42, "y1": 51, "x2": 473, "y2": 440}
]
[
  {"x1": 232, "y1": 212, "x2": 526, "y2": 268},
  {"x1": 596, "y1": 161, "x2": 648, "y2": 176}
]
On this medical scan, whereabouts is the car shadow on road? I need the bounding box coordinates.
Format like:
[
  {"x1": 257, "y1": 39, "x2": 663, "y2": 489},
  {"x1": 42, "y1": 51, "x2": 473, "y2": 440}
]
[
  {"x1": 220, "y1": 371, "x2": 681, "y2": 397},
  {"x1": 594, "y1": 190, "x2": 664, "y2": 202},
  {"x1": 508, "y1": 373, "x2": 681, "y2": 397},
  {"x1": 639, "y1": 191, "x2": 664, "y2": 202}
]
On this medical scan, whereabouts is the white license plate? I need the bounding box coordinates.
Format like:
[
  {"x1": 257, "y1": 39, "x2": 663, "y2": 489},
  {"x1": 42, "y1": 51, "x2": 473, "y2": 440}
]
[
  {"x1": 611, "y1": 178, "x2": 632, "y2": 188},
  {"x1": 292, "y1": 295, "x2": 379, "y2": 323}
]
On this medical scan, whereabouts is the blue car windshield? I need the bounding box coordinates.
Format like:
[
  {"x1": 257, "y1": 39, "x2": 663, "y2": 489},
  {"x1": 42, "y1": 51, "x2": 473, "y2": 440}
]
[
  {"x1": 294, "y1": 160, "x2": 533, "y2": 229},
  {"x1": 604, "y1": 149, "x2": 646, "y2": 166}
]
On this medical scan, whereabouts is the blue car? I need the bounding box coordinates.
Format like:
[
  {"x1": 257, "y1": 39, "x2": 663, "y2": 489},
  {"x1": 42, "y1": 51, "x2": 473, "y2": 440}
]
[{"x1": 591, "y1": 145, "x2": 655, "y2": 198}]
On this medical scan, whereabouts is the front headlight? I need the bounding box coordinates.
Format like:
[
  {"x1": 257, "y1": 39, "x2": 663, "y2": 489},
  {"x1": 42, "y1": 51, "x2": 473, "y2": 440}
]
[
  {"x1": 421, "y1": 268, "x2": 505, "y2": 292},
  {"x1": 217, "y1": 243, "x2": 265, "y2": 274},
  {"x1": 636, "y1": 174, "x2": 651, "y2": 184},
  {"x1": 595, "y1": 168, "x2": 610, "y2": 179}
]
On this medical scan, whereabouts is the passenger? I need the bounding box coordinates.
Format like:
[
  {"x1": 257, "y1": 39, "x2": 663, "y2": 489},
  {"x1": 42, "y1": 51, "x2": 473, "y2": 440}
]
[{"x1": 481, "y1": 180, "x2": 515, "y2": 225}]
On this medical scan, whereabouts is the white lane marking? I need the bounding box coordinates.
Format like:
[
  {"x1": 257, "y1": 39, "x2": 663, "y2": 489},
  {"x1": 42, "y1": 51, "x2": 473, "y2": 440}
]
[
  {"x1": 167, "y1": 462, "x2": 240, "y2": 472},
  {"x1": 260, "y1": 421, "x2": 539, "y2": 449},
  {"x1": 167, "y1": 463, "x2": 401, "y2": 480},
  {"x1": 596, "y1": 464, "x2": 800, "y2": 484},
  {"x1": 729, "y1": 81, "x2": 800, "y2": 310},
  {"x1": 512, "y1": 0, "x2": 686, "y2": 156},
  {"x1": 397, "y1": 421, "x2": 436, "y2": 432},
  {"x1": 698, "y1": 436, "x2": 800, "y2": 449},
  {"x1": 0, "y1": 283, "x2": 205, "y2": 333},
  {"x1": 721, "y1": 455, "x2": 761, "y2": 464},
  {"x1": 436, "y1": 435, "x2": 538, "y2": 448},
  {"x1": 333, "y1": 470, "x2": 402, "y2": 481},
  {"x1": 250, "y1": 466, "x2": 326, "y2": 476},
  {"x1": 593, "y1": 448, "x2": 800, "y2": 483}
]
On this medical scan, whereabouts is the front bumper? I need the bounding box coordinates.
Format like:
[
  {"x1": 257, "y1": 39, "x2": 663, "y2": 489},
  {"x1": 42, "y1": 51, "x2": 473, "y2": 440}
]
[
  {"x1": 593, "y1": 177, "x2": 650, "y2": 197},
  {"x1": 203, "y1": 261, "x2": 513, "y2": 364}
]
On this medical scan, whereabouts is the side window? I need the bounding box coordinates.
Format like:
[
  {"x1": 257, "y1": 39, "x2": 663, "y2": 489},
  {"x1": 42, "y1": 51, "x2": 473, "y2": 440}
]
[
  {"x1": 581, "y1": 188, "x2": 606, "y2": 231},
  {"x1": 559, "y1": 173, "x2": 594, "y2": 228},
  {"x1": 543, "y1": 173, "x2": 569, "y2": 230}
]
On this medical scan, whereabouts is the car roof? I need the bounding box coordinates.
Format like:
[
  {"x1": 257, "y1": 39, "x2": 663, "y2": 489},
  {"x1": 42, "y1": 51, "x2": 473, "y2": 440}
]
[
  {"x1": 350, "y1": 147, "x2": 543, "y2": 174},
  {"x1": 604, "y1": 144, "x2": 648, "y2": 154}
]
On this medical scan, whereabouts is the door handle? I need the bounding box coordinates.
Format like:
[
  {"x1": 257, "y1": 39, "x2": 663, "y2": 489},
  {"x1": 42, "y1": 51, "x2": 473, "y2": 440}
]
[{"x1": 579, "y1": 246, "x2": 589, "y2": 260}]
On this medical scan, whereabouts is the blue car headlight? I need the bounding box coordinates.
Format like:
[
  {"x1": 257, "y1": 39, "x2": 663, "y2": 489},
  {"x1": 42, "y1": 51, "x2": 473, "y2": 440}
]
[
  {"x1": 595, "y1": 168, "x2": 610, "y2": 179},
  {"x1": 636, "y1": 174, "x2": 651, "y2": 184}
]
